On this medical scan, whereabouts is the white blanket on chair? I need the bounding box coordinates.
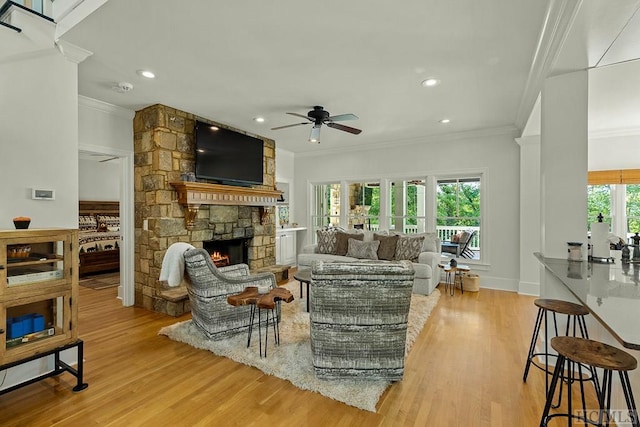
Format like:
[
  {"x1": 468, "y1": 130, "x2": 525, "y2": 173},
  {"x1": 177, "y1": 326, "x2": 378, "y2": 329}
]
[{"x1": 159, "y1": 242, "x2": 195, "y2": 287}]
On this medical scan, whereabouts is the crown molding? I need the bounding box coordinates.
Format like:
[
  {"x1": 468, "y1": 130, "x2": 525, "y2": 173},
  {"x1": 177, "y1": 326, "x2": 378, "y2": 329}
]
[
  {"x1": 54, "y1": 39, "x2": 92, "y2": 63},
  {"x1": 79, "y1": 95, "x2": 135, "y2": 119},
  {"x1": 515, "y1": 135, "x2": 541, "y2": 147},
  {"x1": 515, "y1": 0, "x2": 583, "y2": 131},
  {"x1": 589, "y1": 126, "x2": 640, "y2": 140},
  {"x1": 295, "y1": 125, "x2": 520, "y2": 158}
]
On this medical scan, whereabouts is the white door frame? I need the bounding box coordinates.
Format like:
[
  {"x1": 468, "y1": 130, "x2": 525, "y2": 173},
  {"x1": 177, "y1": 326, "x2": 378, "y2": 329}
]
[{"x1": 78, "y1": 145, "x2": 135, "y2": 306}]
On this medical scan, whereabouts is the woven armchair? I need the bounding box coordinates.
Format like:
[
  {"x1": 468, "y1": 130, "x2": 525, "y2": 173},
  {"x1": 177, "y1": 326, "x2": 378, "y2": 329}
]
[
  {"x1": 309, "y1": 260, "x2": 415, "y2": 381},
  {"x1": 183, "y1": 248, "x2": 277, "y2": 340}
]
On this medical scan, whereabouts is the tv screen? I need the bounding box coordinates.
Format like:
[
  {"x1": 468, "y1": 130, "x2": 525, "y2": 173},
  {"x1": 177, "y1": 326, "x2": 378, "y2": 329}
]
[{"x1": 195, "y1": 121, "x2": 264, "y2": 186}]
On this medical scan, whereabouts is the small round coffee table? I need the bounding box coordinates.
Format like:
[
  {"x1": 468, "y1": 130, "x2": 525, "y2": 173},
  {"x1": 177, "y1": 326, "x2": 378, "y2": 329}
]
[
  {"x1": 293, "y1": 269, "x2": 311, "y2": 312},
  {"x1": 438, "y1": 263, "x2": 471, "y2": 296}
]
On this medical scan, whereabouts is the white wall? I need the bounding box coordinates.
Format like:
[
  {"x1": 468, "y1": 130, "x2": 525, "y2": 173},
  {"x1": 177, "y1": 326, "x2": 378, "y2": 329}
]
[
  {"x1": 589, "y1": 134, "x2": 640, "y2": 171},
  {"x1": 293, "y1": 130, "x2": 521, "y2": 291},
  {"x1": 0, "y1": 52, "x2": 78, "y2": 230},
  {"x1": 78, "y1": 158, "x2": 121, "y2": 200},
  {"x1": 0, "y1": 44, "x2": 80, "y2": 391},
  {"x1": 79, "y1": 96, "x2": 134, "y2": 151}
]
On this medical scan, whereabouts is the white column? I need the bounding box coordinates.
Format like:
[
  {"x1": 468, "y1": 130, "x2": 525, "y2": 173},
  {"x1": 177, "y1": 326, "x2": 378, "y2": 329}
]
[
  {"x1": 379, "y1": 179, "x2": 391, "y2": 231},
  {"x1": 393, "y1": 180, "x2": 406, "y2": 232},
  {"x1": 516, "y1": 135, "x2": 541, "y2": 295},
  {"x1": 540, "y1": 70, "x2": 588, "y2": 300}
]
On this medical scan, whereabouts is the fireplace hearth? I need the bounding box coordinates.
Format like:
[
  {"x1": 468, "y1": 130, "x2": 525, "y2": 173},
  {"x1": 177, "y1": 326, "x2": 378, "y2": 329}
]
[{"x1": 203, "y1": 238, "x2": 250, "y2": 267}]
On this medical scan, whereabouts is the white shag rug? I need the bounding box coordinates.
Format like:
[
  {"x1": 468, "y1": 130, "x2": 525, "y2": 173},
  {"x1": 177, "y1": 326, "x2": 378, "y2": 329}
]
[{"x1": 159, "y1": 283, "x2": 440, "y2": 412}]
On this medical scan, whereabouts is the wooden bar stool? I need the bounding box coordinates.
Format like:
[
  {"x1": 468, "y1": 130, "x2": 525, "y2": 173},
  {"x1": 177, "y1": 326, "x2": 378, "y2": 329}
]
[
  {"x1": 523, "y1": 299, "x2": 599, "y2": 404},
  {"x1": 541, "y1": 336, "x2": 639, "y2": 427}
]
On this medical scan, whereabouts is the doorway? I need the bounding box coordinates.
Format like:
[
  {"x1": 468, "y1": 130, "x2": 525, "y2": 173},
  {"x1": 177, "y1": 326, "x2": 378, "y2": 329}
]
[{"x1": 78, "y1": 148, "x2": 134, "y2": 306}]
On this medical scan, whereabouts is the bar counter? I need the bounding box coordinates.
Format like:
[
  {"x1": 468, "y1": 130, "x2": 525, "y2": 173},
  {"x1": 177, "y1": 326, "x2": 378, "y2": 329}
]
[{"x1": 535, "y1": 252, "x2": 640, "y2": 350}]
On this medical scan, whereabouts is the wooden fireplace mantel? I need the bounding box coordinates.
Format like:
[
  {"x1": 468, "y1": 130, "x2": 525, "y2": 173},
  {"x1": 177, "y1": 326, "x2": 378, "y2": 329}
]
[{"x1": 169, "y1": 181, "x2": 282, "y2": 229}]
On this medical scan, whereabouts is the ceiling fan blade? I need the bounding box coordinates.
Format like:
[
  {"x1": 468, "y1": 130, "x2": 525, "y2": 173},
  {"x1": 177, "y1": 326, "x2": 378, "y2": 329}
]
[
  {"x1": 328, "y1": 113, "x2": 358, "y2": 122},
  {"x1": 286, "y1": 112, "x2": 312, "y2": 120},
  {"x1": 271, "y1": 122, "x2": 309, "y2": 130},
  {"x1": 309, "y1": 125, "x2": 321, "y2": 143},
  {"x1": 326, "y1": 122, "x2": 362, "y2": 135}
]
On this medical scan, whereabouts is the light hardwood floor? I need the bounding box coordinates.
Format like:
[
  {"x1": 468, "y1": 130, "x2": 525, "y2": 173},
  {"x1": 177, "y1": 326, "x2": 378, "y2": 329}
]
[{"x1": 0, "y1": 281, "x2": 598, "y2": 426}]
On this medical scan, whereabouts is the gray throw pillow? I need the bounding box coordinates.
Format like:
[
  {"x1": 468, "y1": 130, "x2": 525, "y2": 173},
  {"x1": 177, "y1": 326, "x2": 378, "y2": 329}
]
[
  {"x1": 374, "y1": 233, "x2": 399, "y2": 261},
  {"x1": 335, "y1": 231, "x2": 364, "y2": 256},
  {"x1": 346, "y1": 238, "x2": 380, "y2": 260},
  {"x1": 395, "y1": 235, "x2": 425, "y2": 261}
]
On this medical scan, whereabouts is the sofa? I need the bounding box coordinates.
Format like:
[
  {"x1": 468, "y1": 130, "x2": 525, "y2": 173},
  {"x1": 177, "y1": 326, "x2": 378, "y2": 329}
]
[
  {"x1": 309, "y1": 260, "x2": 415, "y2": 380},
  {"x1": 297, "y1": 228, "x2": 441, "y2": 295}
]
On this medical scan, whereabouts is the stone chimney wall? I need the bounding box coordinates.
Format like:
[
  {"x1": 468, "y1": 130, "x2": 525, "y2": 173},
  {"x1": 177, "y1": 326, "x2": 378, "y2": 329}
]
[{"x1": 133, "y1": 104, "x2": 276, "y2": 316}]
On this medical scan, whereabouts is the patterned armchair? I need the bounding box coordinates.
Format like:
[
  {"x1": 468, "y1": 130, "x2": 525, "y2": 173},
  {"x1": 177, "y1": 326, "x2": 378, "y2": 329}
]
[
  {"x1": 183, "y1": 248, "x2": 277, "y2": 340},
  {"x1": 309, "y1": 260, "x2": 415, "y2": 381}
]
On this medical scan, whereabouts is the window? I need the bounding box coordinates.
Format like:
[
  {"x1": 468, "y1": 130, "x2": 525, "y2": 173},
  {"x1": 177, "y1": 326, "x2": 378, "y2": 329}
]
[
  {"x1": 388, "y1": 179, "x2": 427, "y2": 234},
  {"x1": 348, "y1": 182, "x2": 380, "y2": 230},
  {"x1": 587, "y1": 185, "x2": 612, "y2": 230},
  {"x1": 436, "y1": 177, "x2": 481, "y2": 258},
  {"x1": 311, "y1": 183, "x2": 341, "y2": 237},
  {"x1": 627, "y1": 185, "x2": 640, "y2": 236}
]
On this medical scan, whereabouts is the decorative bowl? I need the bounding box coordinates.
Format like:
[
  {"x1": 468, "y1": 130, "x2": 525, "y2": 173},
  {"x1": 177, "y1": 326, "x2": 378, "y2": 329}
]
[{"x1": 13, "y1": 218, "x2": 31, "y2": 229}]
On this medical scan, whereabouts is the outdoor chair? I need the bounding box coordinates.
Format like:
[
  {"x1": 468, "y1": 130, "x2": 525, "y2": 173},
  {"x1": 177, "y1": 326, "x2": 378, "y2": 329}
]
[{"x1": 441, "y1": 230, "x2": 476, "y2": 259}]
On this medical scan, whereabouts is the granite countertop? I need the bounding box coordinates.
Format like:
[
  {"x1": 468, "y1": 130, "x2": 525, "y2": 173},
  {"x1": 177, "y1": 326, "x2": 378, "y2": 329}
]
[{"x1": 535, "y1": 252, "x2": 640, "y2": 349}]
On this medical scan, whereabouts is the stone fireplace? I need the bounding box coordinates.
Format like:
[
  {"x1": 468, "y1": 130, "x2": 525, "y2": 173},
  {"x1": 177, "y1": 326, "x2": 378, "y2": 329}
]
[{"x1": 133, "y1": 104, "x2": 279, "y2": 316}]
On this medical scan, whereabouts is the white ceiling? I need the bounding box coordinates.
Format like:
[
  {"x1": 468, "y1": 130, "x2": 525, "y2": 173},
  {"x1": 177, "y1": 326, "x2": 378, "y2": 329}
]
[
  {"x1": 60, "y1": 0, "x2": 548, "y2": 153},
  {"x1": 60, "y1": 0, "x2": 640, "y2": 154}
]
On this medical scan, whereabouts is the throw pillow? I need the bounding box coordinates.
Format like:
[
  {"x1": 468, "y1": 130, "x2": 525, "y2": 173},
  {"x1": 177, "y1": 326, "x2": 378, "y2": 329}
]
[
  {"x1": 346, "y1": 238, "x2": 380, "y2": 260},
  {"x1": 374, "y1": 233, "x2": 399, "y2": 261},
  {"x1": 395, "y1": 235, "x2": 425, "y2": 261},
  {"x1": 335, "y1": 231, "x2": 364, "y2": 256},
  {"x1": 96, "y1": 215, "x2": 120, "y2": 232},
  {"x1": 316, "y1": 228, "x2": 339, "y2": 254},
  {"x1": 451, "y1": 233, "x2": 461, "y2": 243},
  {"x1": 420, "y1": 232, "x2": 439, "y2": 253},
  {"x1": 79, "y1": 215, "x2": 97, "y2": 231}
]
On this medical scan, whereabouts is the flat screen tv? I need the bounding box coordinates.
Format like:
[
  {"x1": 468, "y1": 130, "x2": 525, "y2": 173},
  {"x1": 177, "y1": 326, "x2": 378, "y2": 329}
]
[{"x1": 194, "y1": 120, "x2": 264, "y2": 186}]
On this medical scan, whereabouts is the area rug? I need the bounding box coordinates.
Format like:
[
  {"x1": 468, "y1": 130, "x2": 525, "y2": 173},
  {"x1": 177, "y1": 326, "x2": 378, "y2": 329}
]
[
  {"x1": 159, "y1": 283, "x2": 440, "y2": 412},
  {"x1": 79, "y1": 272, "x2": 120, "y2": 290}
]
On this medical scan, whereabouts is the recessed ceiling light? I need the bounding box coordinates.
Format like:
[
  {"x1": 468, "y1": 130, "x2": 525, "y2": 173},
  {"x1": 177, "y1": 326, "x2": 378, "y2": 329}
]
[
  {"x1": 421, "y1": 78, "x2": 440, "y2": 87},
  {"x1": 254, "y1": 117, "x2": 265, "y2": 123},
  {"x1": 210, "y1": 126, "x2": 219, "y2": 131},
  {"x1": 439, "y1": 118, "x2": 451, "y2": 124},
  {"x1": 137, "y1": 69, "x2": 156, "y2": 79}
]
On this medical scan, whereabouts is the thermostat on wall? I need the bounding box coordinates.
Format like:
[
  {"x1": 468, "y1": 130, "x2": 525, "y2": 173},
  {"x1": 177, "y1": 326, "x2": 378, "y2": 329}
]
[{"x1": 32, "y1": 189, "x2": 55, "y2": 200}]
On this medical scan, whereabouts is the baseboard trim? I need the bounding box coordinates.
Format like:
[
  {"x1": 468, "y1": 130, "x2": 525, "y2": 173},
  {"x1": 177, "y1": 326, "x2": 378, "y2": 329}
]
[{"x1": 518, "y1": 281, "x2": 540, "y2": 296}]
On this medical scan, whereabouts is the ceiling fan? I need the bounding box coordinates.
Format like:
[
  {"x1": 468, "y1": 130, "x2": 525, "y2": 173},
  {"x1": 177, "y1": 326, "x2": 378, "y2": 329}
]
[{"x1": 271, "y1": 106, "x2": 362, "y2": 143}]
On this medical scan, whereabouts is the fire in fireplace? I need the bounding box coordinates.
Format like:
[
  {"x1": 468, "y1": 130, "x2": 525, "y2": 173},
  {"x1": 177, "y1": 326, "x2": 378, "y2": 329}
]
[
  {"x1": 210, "y1": 251, "x2": 230, "y2": 267},
  {"x1": 203, "y1": 238, "x2": 250, "y2": 267}
]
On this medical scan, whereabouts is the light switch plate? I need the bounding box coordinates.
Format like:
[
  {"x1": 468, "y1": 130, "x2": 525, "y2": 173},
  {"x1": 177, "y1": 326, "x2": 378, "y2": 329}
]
[{"x1": 32, "y1": 189, "x2": 55, "y2": 200}]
